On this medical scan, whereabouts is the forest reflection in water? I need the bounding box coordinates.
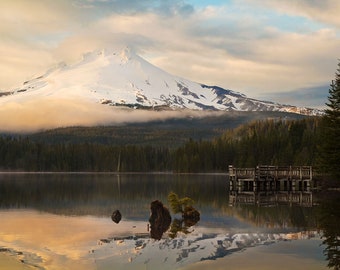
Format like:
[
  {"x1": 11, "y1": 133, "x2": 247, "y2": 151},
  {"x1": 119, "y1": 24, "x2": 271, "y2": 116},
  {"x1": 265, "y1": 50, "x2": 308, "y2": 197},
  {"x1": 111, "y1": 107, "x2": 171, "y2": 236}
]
[
  {"x1": 0, "y1": 173, "x2": 228, "y2": 219},
  {"x1": 317, "y1": 190, "x2": 340, "y2": 269},
  {"x1": 0, "y1": 173, "x2": 338, "y2": 269}
]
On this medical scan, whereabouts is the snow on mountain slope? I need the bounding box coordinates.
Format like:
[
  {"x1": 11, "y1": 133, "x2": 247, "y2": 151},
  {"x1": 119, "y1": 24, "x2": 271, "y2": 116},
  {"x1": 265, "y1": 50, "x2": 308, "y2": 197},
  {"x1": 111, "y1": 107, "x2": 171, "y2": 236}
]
[{"x1": 0, "y1": 47, "x2": 322, "y2": 116}]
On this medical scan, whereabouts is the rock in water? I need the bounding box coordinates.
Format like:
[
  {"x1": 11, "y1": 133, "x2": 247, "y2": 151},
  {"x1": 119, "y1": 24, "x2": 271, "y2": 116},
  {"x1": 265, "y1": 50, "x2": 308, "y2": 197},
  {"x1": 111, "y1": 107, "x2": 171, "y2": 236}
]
[
  {"x1": 183, "y1": 206, "x2": 200, "y2": 227},
  {"x1": 149, "y1": 200, "x2": 172, "y2": 240},
  {"x1": 111, "y1": 210, "x2": 122, "y2": 224}
]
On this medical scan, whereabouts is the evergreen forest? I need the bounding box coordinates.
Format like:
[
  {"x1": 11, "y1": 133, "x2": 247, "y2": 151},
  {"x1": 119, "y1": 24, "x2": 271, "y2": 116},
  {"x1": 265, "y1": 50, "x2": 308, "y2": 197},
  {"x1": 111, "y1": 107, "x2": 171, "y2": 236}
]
[{"x1": 0, "y1": 116, "x2": 320, "y2": 173}]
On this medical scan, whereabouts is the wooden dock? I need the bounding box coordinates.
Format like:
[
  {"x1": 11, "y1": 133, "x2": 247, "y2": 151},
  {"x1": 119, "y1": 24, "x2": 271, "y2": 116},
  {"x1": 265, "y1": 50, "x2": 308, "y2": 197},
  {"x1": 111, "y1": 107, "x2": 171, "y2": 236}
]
[{"x1": 228, "y1": 165, "x2": 313, "y2": 206}]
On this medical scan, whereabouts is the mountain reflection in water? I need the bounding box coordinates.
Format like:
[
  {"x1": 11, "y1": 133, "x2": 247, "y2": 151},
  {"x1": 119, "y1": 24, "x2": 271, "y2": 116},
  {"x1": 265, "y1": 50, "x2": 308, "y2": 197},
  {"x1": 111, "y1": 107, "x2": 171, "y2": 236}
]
[{"x1": 0, "y1": 173, "x2": 335, "y2": 269}]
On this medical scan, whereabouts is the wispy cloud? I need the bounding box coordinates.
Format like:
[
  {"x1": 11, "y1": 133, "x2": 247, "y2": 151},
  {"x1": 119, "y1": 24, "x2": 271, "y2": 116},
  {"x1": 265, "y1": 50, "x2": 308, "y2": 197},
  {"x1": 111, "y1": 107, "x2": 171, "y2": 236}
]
[
  {"x1": 256, "y1": 85, "x2": 329, "y2": 109},
  {"x1": 241, "y1": 0, "x2": 340, "y2": 28},
  {"x1": 0, "y1": 96, "x2": 221, "y2": 133}
]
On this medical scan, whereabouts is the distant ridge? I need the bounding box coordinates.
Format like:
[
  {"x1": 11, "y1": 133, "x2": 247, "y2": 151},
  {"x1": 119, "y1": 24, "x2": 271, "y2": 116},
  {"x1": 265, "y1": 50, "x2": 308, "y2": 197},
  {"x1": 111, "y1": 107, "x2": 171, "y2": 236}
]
[{"x1": 28, "y1": 111, "x2": 306, "y2": 146}]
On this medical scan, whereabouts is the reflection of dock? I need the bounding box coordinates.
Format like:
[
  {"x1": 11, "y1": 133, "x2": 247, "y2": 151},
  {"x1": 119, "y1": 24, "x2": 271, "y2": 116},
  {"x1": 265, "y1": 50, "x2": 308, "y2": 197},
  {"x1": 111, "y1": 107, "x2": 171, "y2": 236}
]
[
  {"x1": 229, "y1": 192, "x2": 313, "y2": 206},
  {"x1": 228, "y1": 165, "x2": 313, "y2": 206}
]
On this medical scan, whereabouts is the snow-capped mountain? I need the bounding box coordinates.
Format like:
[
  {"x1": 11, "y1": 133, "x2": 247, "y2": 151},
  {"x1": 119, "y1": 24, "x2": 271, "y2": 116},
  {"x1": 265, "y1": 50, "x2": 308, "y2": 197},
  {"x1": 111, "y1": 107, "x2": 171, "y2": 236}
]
[{"x1": 1, "y1": 47, "x2": 321, "y2": 116}]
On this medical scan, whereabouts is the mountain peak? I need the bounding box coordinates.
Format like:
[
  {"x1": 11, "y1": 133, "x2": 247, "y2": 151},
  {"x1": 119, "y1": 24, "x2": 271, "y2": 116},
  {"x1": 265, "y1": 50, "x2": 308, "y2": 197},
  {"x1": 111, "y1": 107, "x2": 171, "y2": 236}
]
[
  {"x1": 1, "y1": 48, "x2": 323, "y2": 118},
  {"x1": 118, "y1": 46, "x2": 133, "y2": 62},
  {"x1": 78, "y1": 46, "x2": 136, "y2": 66}
]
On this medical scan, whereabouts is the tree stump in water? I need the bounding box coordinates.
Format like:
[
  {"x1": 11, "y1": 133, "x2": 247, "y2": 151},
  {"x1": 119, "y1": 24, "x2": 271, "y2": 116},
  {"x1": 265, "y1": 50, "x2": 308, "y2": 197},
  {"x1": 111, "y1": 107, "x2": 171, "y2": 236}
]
[{"x1": 149, "y1": 200, "x2": 172, "y2": 240}]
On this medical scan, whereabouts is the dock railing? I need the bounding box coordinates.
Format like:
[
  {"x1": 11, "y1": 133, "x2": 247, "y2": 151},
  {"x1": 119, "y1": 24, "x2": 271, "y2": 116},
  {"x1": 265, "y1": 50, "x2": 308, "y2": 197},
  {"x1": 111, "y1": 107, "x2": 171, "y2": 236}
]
[{"x1": 228, "y1": 165, "x2": 314, "y2": 206}]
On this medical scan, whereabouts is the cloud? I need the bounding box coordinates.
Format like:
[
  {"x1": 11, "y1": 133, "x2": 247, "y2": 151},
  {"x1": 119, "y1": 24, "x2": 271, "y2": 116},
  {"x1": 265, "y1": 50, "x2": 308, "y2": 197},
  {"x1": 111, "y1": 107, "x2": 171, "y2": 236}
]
[
  {"x1": 0, "y1": 98, "x2": 113, "y2": 132},
  {"x1": 143, "y1": 13, "x2": 338, "y2": 93},
  {"x1": 240, "y1": 0, "x2": 340, "y2": 28},
  {"x1": 256, "y1": 85, "x2": 329, "y2": 109},
  {"x1": 0, "y1": 0, "x2": 84, "y2": 89},
  {"x1": 0, "y1": 1, "x2": 195, "y2": 89},
  {"x1": 73, "y1": 0, "x2": 195, "y2": 17},
  {"x1": 0, "y1": 96, "x2": 221, "y2": 133}
]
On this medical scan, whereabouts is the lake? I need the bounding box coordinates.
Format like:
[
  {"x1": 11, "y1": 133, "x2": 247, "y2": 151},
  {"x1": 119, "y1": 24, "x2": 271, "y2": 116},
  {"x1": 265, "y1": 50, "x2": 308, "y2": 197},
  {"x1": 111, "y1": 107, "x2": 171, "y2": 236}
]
[{"x1": 0, "y1": 173, "x2": 335, "y2": 269}]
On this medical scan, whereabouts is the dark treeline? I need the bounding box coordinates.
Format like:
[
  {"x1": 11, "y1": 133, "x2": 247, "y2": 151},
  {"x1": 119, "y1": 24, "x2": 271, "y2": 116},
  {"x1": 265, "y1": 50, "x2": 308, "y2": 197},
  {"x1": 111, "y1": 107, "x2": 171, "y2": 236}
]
[
  {"x1": 0, "y1": 117, "x2": 320, "y2": 172},
  {"x1": 175, "y1": 117, "x2": 320, "y2": 172}
]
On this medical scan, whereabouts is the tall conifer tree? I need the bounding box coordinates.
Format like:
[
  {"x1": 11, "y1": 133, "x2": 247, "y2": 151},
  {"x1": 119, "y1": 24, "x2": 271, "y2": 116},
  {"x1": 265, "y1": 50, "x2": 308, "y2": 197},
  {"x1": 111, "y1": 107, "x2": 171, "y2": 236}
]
[{"x1": 318, "y1": 60, "x2": 340, "y2": 178}]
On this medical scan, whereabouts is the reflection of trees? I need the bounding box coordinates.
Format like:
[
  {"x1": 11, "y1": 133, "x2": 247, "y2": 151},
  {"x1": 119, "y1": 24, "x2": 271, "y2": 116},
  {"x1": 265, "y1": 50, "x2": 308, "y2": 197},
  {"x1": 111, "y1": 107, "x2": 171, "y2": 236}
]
[
  {"x1": 225, "y1": 203, "x2": 318, "y2": 230},
  {"x1": 289, "y1": 206, "x2": 309, "y2": 228},
  {"x1": 167, "y1": 192, "x2": 200, "y2": 238},
  {"x1": 168, "y1": 217, "x2": 200, "y2": 239},
  {"x1": 0, "y1": 174, "x2": 227, "y2": 217},
  {"x1": 169, "y1": 218, "x2": 192, "y2": 238},
  {"x1": 318, "y1": 191, "x2": 340, "y2": 270}
]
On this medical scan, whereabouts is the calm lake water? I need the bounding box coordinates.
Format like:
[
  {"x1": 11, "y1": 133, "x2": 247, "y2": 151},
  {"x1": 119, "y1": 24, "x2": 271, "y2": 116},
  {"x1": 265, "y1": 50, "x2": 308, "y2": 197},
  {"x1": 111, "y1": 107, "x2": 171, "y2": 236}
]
[{"x1": 0, "y1": 173, "x2": 336, "y2": 269}]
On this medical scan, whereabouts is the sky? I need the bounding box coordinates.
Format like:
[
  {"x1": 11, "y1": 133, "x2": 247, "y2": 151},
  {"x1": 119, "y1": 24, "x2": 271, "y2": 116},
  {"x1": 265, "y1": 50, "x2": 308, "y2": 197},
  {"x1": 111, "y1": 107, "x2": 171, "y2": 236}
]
[{"x1": 1, "y1": 0, "x2": 339, "y2": 108}]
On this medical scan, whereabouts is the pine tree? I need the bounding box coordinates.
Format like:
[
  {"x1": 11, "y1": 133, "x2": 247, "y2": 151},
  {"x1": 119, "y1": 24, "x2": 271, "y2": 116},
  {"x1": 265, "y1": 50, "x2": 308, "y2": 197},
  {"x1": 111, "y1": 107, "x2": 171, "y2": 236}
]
[
  {"x1": 318, "y1": 60, "x2": 340, "y2": 179},
  {"x1": 167, "y1": 192, "x2": 194, "y2": 215}
]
